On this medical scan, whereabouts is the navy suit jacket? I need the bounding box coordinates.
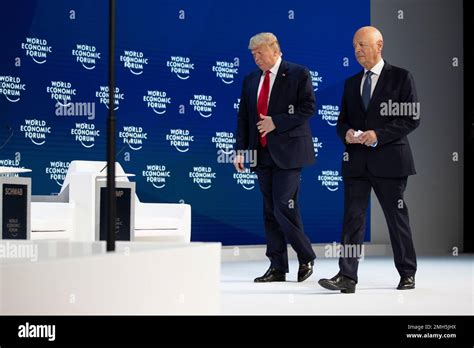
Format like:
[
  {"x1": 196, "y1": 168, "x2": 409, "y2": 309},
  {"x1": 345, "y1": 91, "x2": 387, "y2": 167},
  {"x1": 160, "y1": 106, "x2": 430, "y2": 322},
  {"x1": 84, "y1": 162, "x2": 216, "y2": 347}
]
[
  {"x1": 336, "y1": 61, "x2": 420, "y2": 178},
  {"x1": 236, "y1": 60, "x2": 316, "y2": 169}
]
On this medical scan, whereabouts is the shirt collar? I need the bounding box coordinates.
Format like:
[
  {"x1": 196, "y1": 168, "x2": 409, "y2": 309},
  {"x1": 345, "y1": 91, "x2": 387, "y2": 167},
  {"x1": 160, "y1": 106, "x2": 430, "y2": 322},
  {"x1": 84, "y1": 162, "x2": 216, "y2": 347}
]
[
  {"x1": 266, "y1": 56, "x2": 282, "y2": 76},
  {"x1": 364, "y1": 58, "x2": 384, "y2": 76}
]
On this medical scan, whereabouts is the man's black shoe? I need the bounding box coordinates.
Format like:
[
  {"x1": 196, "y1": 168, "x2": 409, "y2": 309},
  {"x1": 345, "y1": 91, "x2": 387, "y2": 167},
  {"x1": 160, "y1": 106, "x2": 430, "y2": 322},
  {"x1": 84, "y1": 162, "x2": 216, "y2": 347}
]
[
  {"x1": 318, "y1": 273, "x2": 356, "y2": 293},
  {"x1": 397, "y1": 275, "x2": 415, "y2": 290},
  {"x1": 254, "y1": 267, "x2": 286, "y2": 282},
  {"x1": 297, "y1": 260, "x2": 314, "y2": 282}
]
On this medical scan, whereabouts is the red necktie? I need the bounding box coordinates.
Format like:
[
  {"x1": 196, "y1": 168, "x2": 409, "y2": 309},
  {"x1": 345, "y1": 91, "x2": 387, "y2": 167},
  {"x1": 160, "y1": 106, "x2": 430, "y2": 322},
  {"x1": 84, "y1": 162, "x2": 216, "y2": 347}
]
[{"x1": 257, "y1": 70, "x2": 270, "y2": 147}]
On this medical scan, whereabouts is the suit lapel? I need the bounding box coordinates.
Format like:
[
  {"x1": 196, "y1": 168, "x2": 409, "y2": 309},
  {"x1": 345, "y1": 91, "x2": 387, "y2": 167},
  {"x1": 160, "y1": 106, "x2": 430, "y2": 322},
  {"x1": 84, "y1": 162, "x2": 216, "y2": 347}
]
[
  {"x1": 268, "y1": 60, "x2": 289, "y2": 116},
  {"x1": 248, "y1": 72, "x2": 261, "y2": 123},
  {"x1": 367, "y1": 62, "x2": 392, "y2": 113},
  {"x1": 354, "y1": 70, "x2": 365, "y2": 113},
  {"x1": 355, "y1": 61, "x2": 392, "y2": 116}
]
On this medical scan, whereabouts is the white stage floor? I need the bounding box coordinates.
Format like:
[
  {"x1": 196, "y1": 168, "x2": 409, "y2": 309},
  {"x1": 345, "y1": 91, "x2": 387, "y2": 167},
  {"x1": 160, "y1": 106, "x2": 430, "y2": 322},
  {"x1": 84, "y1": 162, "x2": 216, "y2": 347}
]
[{"x1": 220, "y1": 255, "x2": 473, "y2": 315}]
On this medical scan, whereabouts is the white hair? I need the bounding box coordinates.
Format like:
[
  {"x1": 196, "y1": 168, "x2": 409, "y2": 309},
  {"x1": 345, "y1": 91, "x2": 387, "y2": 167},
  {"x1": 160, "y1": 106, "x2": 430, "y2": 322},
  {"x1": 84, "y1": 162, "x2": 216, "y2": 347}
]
[{"x1": 248, "y1": 32, "x2": 281, "y2": 53}]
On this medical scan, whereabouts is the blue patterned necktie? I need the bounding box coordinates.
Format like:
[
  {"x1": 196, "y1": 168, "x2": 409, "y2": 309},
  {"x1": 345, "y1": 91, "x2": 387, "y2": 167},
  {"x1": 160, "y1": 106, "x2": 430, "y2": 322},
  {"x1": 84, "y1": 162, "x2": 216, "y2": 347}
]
[{"x1": 362, "y1": 70, "x2": 373, "y2": 110}]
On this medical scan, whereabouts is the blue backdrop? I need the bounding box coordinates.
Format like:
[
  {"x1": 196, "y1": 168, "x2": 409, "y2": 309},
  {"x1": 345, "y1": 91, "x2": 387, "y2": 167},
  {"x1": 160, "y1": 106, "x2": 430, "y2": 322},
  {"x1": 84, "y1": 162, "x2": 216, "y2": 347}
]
[{"x1": 0, "y1": 0, "x2": 370, "y2": 245}]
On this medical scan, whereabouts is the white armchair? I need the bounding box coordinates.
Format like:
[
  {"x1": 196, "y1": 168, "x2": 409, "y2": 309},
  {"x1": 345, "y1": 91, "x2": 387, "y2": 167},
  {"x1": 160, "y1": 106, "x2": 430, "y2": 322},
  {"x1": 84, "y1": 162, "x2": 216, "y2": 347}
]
[
  {"x1": 134, "y1": 201, "x2": 191, "y2": 243},
  {"x1": 31, "y1": 188, "x2": 75, "y2": 240}
]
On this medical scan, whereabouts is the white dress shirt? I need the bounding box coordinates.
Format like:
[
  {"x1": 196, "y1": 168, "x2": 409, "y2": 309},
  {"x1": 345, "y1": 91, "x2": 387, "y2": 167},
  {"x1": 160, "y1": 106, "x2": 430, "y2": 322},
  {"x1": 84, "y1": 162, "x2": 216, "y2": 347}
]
[
  {"x1": 359, "y1": 58, "x2": 384, "y2": 147},
  {"x1": 257, "y1": 56, "x2": 282, "y2": 104},
  {"x1": 360, "y1": 58, "x2": 384, "y2": 97}
]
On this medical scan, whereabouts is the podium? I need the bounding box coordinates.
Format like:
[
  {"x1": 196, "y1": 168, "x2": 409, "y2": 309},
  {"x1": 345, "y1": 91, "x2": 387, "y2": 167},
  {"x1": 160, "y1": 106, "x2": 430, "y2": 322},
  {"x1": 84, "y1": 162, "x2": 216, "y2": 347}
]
[
  {"x1": 95, "y1": 174, "x2": 135, "y2": 241},
  {"x1": 0, "y1": 167, "x2": 31, "y2": 240},
  {"x1": 60, "y1": 162, "x2": 136, "y2": 241}
]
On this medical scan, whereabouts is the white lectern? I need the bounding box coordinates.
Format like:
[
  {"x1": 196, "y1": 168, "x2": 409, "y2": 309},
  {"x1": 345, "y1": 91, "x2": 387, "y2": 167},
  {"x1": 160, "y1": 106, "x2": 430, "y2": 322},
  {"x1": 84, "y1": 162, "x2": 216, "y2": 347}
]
[
  {"x1": 95, "y1": 174, "x2": 135, "y2": 241},
  {"x1": 0, "y1": 166, "x2": 32, "y2": 240}
]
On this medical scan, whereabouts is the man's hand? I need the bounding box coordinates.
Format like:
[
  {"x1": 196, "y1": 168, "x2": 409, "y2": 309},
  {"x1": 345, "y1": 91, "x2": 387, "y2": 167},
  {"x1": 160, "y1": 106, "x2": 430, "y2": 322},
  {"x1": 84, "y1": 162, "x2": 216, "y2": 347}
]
[
  {"x1": 257, "y1": 114, "x2": 276, "y2": 137},
  {"x1": 359, "y1": 130, "x2": 377, "y2": 146},
  {"x1": 233, "y1": 154, "x2": 245, "y2": 172},
  {"x1": 345, "y1": 129, "x2": 358, "y2": 144}
]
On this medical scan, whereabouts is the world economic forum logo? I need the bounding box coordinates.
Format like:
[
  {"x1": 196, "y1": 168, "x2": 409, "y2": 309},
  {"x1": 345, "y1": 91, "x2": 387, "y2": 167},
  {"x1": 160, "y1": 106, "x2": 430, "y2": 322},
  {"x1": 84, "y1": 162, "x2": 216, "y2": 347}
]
[
  {"x1": 0, "y1": 152, "x2": 21, "y2": 168},
  {"x1": 189, "y1": 94, "x2": 216, "y2": 118},
  {"x1": 212, "y1": 60, "x2": 239, "y2": 84},
  {"x1": 71, "y1": 122, "x2": 100, "y2": 148},
  {"x1": 318, "y1": 170, "x2": 342, "y2": 192},
  {"x1": 310, "y1": 70, "x2": 323, "y2": 92},
  {"x1": 166, "y1": 129, "x2": 194, "y2": 152},
  {"x1": 142, "y1": 165, "x2": 170, "y2": 189},
  {"x1": 120, "y1": 50, "x2": 148, "y2": 75},
  {"x1": 143, "y1": 90, "x2": 171, "y2": 115},
  {"x1": 167, "y1": 56, "x2": 194, "y2": 80},
  {"x1": 189, "y1": 166, "x2": 216, "y2": 190},
  {"x1": 0, "y1": 76, "x2": 26, "y2": 103},
  {"x1": 95, "y1": 86, "x2": 124, "y2": 110},
  {"x1": 119, "y1": 126, "x2": 147, "y2": 151},
  {"x1": 211, "y1": 131, "x2": 235, "y2": 155},
  {"x1": 312, "y1": 137, "x2": 323, "y2": 157},
  {"x1": 21, "y1": 37, "x2": 52, "y2": 64},
  {"x1": 45, "y1": 161, "x2": 70, "y2": 187},
  {"x1": 318, "y1": 105, "x2": 340, "y2": 126},
  {"x1": 72, "y1": 44, "x2": 101, "y2": 70},
  {"x1": 46, "y1": 81, "x2": 76, "y2": 106},
  {"x1": 233, "y1": 168, "x2": 257, "y2": 190},
  {"x1": 20, "y1": 119, "x2": 51, "y2": 146}
]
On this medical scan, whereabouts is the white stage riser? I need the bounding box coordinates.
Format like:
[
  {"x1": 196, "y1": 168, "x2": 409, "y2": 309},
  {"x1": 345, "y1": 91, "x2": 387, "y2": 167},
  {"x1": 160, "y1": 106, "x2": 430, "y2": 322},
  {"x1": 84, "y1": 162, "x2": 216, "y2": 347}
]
[{"x1": 0, "y1": 241, "x2": 221, "y2": 315}]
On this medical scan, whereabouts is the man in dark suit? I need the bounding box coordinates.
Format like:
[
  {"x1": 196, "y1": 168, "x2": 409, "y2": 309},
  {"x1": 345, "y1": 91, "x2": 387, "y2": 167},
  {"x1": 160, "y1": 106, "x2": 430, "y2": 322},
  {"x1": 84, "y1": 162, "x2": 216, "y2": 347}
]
[
  {"x1": 318, "y1": 26, "x2": 420, "y2": 293},
  {"x1": 234, "y1": 32, "x2": 316, "y2": 282}
]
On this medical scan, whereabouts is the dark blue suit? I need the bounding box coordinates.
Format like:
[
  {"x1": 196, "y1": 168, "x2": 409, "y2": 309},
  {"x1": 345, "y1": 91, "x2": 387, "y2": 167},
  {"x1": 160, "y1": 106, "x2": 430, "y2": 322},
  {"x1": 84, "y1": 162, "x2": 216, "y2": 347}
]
[
  {"x1": 336, "y1": 61, "x2": 419, "y2": 282},
  {"x1": 236, "y1": 60, "x2": 316, "y2": 272},
  {"x1": 237, "y1": 60, "x2": 316, "y2": 169}
]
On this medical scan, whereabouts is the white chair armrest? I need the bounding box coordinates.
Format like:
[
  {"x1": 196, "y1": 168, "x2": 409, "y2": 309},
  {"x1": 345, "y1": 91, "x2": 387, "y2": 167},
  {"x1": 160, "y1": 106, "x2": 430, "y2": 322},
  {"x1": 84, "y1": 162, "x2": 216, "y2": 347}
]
[{"x1": 135, "y1": 203, "x2": 191, "y2": 242}]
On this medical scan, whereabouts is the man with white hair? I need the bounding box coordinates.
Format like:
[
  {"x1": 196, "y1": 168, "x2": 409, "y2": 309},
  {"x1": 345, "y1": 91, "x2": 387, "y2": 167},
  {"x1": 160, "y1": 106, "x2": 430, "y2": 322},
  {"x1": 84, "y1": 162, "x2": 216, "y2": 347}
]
[
  {"x1": 234, "y1": 32, "x2": 317, "y2": 282},
  {"x1": 318, "y1": 26, "x2": 420, "y2": 293}
]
